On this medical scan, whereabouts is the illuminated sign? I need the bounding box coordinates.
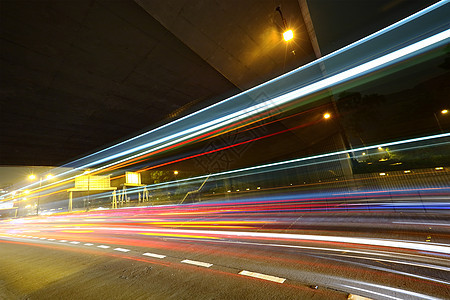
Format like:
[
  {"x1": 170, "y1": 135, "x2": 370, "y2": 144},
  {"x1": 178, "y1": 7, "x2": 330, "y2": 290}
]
[
  {"x1": 74, "y1": 175, "x2": 112, "y2": 190},
  {"x1": 125, "y1": 172, "x2": 141, "y2": 185}
]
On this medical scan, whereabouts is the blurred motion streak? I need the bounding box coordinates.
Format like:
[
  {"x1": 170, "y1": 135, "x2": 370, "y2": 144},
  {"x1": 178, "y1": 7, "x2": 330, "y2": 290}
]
[{"x1": 1, "y1": 3, "x2": 450, "y2": 299}]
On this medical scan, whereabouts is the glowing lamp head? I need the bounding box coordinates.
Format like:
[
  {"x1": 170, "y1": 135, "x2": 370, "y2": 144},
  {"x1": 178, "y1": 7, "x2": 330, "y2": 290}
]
[
  {"x1": 323, "y1": 113, "x2": 331, "y2": 119},
  {"x1": 28, "y1": 174, "x2": 36, "y2": 180},
  {"x1": 283, "y1": 29, "x2": 293, "y2": 42},
  {"x1": 46, "y1": 174, "x2": 54, "y2": 180},
  {"x1": 442, "y1": 109, "x2": 448, "y2": 114},
  {"x1": 173, "y1": 170, "x2": 179, "y2": 175}
]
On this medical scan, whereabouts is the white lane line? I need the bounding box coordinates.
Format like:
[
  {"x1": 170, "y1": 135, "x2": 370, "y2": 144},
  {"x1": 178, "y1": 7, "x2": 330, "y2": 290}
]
[
  {"x1": 181, "y1": 259, "x2": 213, "y2": 268},
  {"x1": 47, "y1": 238, "x2": 55, "y2": 241},
  {"x1": 32, "y1": 237, "x2": 39, "y2": 239},
  {"x1": 84, "y1": 243, "x2": 94, "y2": 246},
  {"x1": 69, "y1": 241, "x2": 80, "y2": 244},
  {"x1": 40, "y1": 237, "x2": 47, "y2": 240},
  {"x1": 59, "y1": 240, "x2": 68, "y2": 242},
  {"x1": 142, "y1": 252, "x2": 166, "y2": 259},
  {"x1": 97, "y1": 245, "x2": 110, "y2": 249},
  {"x1": 113, "y1": 248, "x2": 130, "y2": 253},
  {"x1": 239, "y1": 270, "x2": 286, "y2": 283}
]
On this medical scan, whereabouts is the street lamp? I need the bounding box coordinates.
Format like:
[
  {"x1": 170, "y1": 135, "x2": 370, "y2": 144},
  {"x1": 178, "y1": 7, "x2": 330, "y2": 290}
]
[
  {"x1": 276, "y1": 6, "x2": 294, "y2": 42},
  {"x1": 434, "y1": 109, "x2": 448, "y2": 133},
  {"x1": 323, "y1": 113, "x2": 331, "y2": 119},
  {"x1": 283, "y1": 29, "x2": 294, "y2": 42},
  {"x1": 83, "y1": 170, "x2": 91, "y2": 211},
  {"x1": 28, "y1": 174, "x2": 54, "y2": 215}
]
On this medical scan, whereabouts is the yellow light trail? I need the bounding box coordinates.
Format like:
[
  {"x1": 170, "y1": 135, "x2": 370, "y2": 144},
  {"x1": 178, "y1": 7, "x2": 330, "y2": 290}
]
[{"x1": 139, "y1": 232, "x2": 220, "y2": 239}]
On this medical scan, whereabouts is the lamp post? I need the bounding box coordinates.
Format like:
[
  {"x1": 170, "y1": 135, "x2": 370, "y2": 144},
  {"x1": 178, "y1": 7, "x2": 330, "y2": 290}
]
[
  {"x1": 28, "y1": 174, "x2": 53, "y2": 216},
  {"x1": 83, "y1": 170, "x2": 91, "y2": 211},
  {"x1": 173, "y1": 171, "x2": 180, "y2": 202},
  {"x1": 276, "y1": 6, "x2": 294, "y2": 42},
  {"x1": 434, "y1": 109, "x2": 448, "y2": 133}
]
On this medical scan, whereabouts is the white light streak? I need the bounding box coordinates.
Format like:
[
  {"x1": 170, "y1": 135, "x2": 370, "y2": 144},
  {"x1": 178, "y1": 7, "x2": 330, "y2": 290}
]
[
  {"x1": 54, "y1": 25, "x2": 449, "y2": 179},
  {"x1": 58, "y1": 227, "x2": 450, "y2": 254},
  {"x1": 62, "y1": 0, "x2": 447, "y2": 170},
  {"x1": 135, "y1": 133, "x2": 450, "y2": 192}
]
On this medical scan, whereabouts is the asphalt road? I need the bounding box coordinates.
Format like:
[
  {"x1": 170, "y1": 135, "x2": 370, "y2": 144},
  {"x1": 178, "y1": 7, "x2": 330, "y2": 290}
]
[{"x1": 1, "y1": 204, "x2": 449, "y2": 300}]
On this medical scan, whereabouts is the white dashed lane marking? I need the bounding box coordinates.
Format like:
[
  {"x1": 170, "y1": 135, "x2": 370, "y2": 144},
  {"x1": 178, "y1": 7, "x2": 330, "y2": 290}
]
[
  {"x1": 17, "y1": 236, "x2": 291, "y2": 285},
  {"x1": 181, "y1": 259, "x2": 213, "y2": 268},
  {"x1": 113, "y1": 248, "x2": 131, "y2": 253},
  {"x1": 142, "y1": 252, "x2": 166, "y2": 259},
  {"x1": 239, "y1": 270, "x2": 286, "y2": 283}
]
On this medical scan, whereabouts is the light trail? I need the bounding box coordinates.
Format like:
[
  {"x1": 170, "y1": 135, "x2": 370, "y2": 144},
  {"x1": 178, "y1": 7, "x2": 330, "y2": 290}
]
[
  {"x1": 71, "y1": 29, "x2": 449, "y2": 176},
  {"x1": 2, "y1": 7, "x2": 448, "y2": 208},
  {"x1": 58, "y1": 0, "x2": 448, "y2": 171},
  {"x1": 2, "y1": 3, "x2": 449, "y2": 297},
  {"x1": 342, "y1": 282, "x2": 442, "y2": 300},
  {"x1": 51, "y1": 226, "x2": 450, "y2": 255},
  {"x1": 104, "y1": 132, "x2": 450, "y2": 193},
  {"x1": 3, "y1": 1, "x2": 443, "y2": 195}
]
